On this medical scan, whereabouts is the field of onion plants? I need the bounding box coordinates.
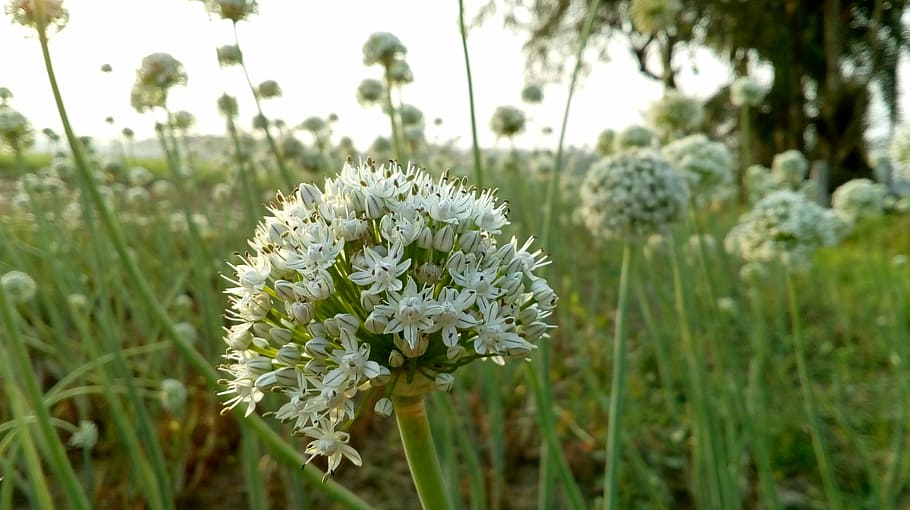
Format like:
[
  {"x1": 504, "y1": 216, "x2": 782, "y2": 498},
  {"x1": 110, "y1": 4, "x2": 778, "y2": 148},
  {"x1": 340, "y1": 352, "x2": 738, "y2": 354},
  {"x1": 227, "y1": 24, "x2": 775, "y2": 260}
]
[{"x1": 2, "y1": 1, "x2": 910, "y2": 509}]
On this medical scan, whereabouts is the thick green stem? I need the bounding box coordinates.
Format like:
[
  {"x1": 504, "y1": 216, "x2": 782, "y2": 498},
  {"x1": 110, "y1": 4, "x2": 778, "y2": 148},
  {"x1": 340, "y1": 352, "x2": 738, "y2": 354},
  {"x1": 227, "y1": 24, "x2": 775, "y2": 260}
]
[
  {"x1": 785, "y1": 273, "x2": 844, "y2": 510},
  {"x1": 458, "y1": 0, "x2": 483, "y2": 188},
  {"x1": 393, "y1": 394, "x2": 454, "y2": 510},
  {"x1": 603, "y1": 244, "x2": 633, "y2": 510}
]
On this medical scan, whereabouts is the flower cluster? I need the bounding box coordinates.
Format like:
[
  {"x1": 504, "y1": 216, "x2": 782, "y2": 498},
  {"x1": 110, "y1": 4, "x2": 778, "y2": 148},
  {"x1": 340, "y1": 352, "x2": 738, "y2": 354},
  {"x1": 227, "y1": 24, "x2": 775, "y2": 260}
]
[
  {"x1": 831, "y1": 178, "x2": 886, "y2": 222},
  {"x1": 356, "y1": 78, "x2": 384, "y2": 105},
  {"x1": 771, "y1": 149, "x2": 808, "y2": 188},
  {"x1": 614, "y1": 125, "x2": 655, "y2": 152},
  {"x1": 521, "y1": 84, "x2": 543, "y2": 104},
  {"x1": 744, "y1": 164, "x2": 774, "y2": 203},
  {"x1": 490, "y1": 105, "x2": 526, "y2": 139},
  {"x1": 724, "y1": 190, "x2": 839, "y2": 271},
  {"x1": 1, "y1": 270, "x2": 37, "y2": 303},
  {"x1": 362, "y1": 32, "x2": 407, "y2": 67},
  {"x1": 216, "y1": 44, "x2": 243, "y2": 67},
  {"x1": 578, "y1": 150, "x2": 689, "y2": 240},
  {"x1": 130, "y1": 53, "x2": 187, "y2": 113},
  {"x1": 661, "y1": 134, "x2": 734, "y2": 207},
  {"x1": 5, "y1": 0, "x2": 68, "y2": 32},
  {"x1": 0, "y1": 106, "x2": 34, "y2": 152},
  {"x1": 197, "y1": 0, "x2": 258, "y2": 22},
  {"x1": 629, "y1": 0, "x2": 681, "y2": 33},
  {"x1": 219, "y1": 159, "x2": 557, "y2": 474},
  {"x1": 730, "y1": 76, "x2": 769, "y2": 107},
  {"x1": 647, "y1": 90, "x2": 703, "y2": 140}
]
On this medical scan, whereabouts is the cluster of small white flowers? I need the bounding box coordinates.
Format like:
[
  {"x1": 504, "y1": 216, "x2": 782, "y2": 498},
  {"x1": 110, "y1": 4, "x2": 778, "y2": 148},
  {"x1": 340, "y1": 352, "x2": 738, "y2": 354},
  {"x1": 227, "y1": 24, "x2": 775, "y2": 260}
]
[
  {"x1": 730, "y1": 76, "x2": 769, "y2": 107},
  {"x1": 889, "y1": 124, "x2": 910, "y2": 182},
  {"x1": 647, "y1": 91, "x2": 703, "y2": 140},
  {"x1": 130, "y1": 53, "x2": 187, "y2": 113},
  {"x1": 0, "y1": 106, "x2": 33, "y2": 151},
  {"x1": 724, "y1": 190, "x2": 839, "y2": 271},
  {"x1": 1, "y1": 270, "x2": 37, "y2": 303},
  {"x1": 490, "y1": 105, "x2": 526, "y2": 139},
  {"x1": 662, "y1": 134, "x2": 734, "y2": 207},
  {"x1": 771, "y1": 149, "x2": 808, "y2": 189},
  {"x1": 831, "y1": 178, "x2": 886, "y2": 222},
  {"x1": 614, "y1": 125, "x2": 655, "y2": 152},
  {"x1": 5, "y1": 0, "x2": 68, "y2": 31},
  {"x1": 219, "y1": 159, "x2": 557, "y2": 474},
  {"x1": 216, "y1": 44, "x2": 243, "y2": 66},
  {"x1": 629, "y1": 0, "x2": 681, "y2": 33},
  {"x1": 744, "y1": 164, "x2": 775, "y2": 203},
  {"x1": 362, "y1": 32, "x2": 407, "y2": 67},
  {"x1": 197, "y1": 0, "x2": 258, "y2": 22},
  {"x1": 578, "y1": 150, "x2": 689, "y2": 240}
]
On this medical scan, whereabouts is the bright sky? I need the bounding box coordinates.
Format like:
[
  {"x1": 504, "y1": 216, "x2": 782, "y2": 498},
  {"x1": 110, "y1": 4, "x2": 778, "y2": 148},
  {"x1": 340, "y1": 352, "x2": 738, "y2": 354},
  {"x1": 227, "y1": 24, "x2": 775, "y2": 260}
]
[{"x1": 0, "y1": 0, "x2": 776, "y2": 152}]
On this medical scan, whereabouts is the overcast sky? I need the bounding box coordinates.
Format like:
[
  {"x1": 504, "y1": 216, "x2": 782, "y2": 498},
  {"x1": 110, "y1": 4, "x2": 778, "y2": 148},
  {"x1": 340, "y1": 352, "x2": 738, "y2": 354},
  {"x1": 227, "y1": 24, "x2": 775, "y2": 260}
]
[{"x1": 4, "y1": 0, "x2": 900, "y2": 153}]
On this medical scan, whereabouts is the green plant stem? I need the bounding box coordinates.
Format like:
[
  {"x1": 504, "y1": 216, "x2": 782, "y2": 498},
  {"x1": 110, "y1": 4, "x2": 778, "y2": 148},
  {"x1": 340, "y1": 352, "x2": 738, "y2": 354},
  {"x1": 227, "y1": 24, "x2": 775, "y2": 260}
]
[
  {"x1": 35, "y1": 20, "x2": 372, "y2": 510},
  {"x1": 383, "y1": 67, "x2": 405, "y2": 163},
  {"x1": 7, "y1": 384, "x2": 56, "y2": 510},
  {"x1": 542, "y1": 0, "x2": 602, "y2": 250},
  {"x1": 523, "y1": 363, "x2": 587, "y2": 510},
  {"x1": 0, "y1": 281, "x2": 92, "y2": 510},
  {"x1": 233, "y1": 22, "x2": 294, "y2": 188},
  {"x1": 393, "y1": 394, "x2": 453, "y2": 510},
  {"x1": 603, "y1": 243, "x2": 633, "y2": 510},
  {"x1": 458, "y1": 0, "x2": 483, "y2": 187},
  {"x1": 738, "y1": 105, "x2": 751, "y2": 203},
  {"x1": 785, "y1": 273, "x2": 844, "y2": 510}
]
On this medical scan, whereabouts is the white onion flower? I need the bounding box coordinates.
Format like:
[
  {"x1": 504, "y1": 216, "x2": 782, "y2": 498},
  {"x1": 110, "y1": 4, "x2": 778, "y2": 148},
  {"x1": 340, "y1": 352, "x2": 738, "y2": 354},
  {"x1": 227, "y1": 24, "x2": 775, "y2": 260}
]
[
  {"x1": 731, "y1": 76, "x2": 769, "y2": 107},
  {"x1": 831, "y1": 178, "x2": 886, "y2": 222},
  {"x1": 490, "y1": 106, "x2": 526, "y2": 139},
  {"x1": 1, "y1": 270, "x2": 37, "y2": 303},
  {"x1": 647, "y1": 91, "x2": 703, "y2": 140},
  {"x1": 578, "y1": 150, "x2": 689, "y2": 240},
  {"x1": 771, "y1": 150, "x2": 808, "y2": 189},
  {"x1": 218, "y1": 159, "x2": 556, "y2": 474},
  {"x1": 724, "y1": 190, "x2": 839, "y2": 271},
  {"x1": 614, "y1": 125, "x2": 655, "y2": 152},
  {"x1": 662, "y1": 134, "x2": 734, "y2": 207}
]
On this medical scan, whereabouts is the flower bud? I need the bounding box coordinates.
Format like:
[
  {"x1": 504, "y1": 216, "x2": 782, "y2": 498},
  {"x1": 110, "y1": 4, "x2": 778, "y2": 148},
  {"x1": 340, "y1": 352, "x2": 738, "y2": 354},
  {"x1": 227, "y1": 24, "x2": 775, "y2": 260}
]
[
  {"x1": 225, "y1": 323, "x2": 253, "y2": 350},
  {"x1": 458, "y1": 230, "x2": 481, "y2": 253},
  {"x1": 305, "y1": 337, "x2": 330, "y2": 358},
  {"x1": 159, "y1": 379, "x2": 187, "y2": 414},
  {"x1": 274, "y1": 280, "x2": 296, "y2": 301},
  {"x1": 447, "y1": 345, "x2": 466, "y2": 361},
  {"x1": 276, "y1": 343, "x2": 302, "y2": 365},
  {"x1": 435, "y1": 373, "x2": 455, "y2": 392},
  {"x1": 288, "y1": 301, "x2": 314, "y2": 324},
  {"x1": 364, "y1": 312, "x2": 388, "y2": 334},
  {"x1": 433, "y1": 225, "x2": 455, "y2": 252},
  {"x1": 374, "y1": 397, "x2": 394, "y2": 417},
  {"x1": 297, "y1": 183, "x2": 322, "y2": 207},
  {"x1": 416, "y1": 225, "x2": 434, "y2": 249},
  {"x1": 388, "y1": 350, "x2": 405, "y2": 368}
]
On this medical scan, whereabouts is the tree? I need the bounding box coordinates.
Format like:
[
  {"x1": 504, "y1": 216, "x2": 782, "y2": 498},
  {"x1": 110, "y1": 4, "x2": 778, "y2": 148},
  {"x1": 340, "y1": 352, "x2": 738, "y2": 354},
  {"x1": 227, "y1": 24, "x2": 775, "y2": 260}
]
[{"x1": 487, "y1": 0, "x2": 910, "y2": 190}]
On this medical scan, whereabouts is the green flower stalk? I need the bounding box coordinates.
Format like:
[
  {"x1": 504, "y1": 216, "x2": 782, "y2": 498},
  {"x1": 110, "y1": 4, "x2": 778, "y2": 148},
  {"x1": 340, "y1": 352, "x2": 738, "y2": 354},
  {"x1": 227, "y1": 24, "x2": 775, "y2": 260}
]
[
  {"x1": 219, "y1": 159, "x2": 558, "y2": 505},
  {"x1": 578, "y1": 150, "x2": 689, "y2": 509}
]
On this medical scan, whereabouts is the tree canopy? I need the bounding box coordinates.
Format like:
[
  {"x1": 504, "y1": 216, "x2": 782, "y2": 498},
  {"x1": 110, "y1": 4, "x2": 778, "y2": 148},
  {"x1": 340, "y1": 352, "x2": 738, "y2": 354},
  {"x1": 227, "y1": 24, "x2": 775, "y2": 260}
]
[{"x1": 487, "y1": 0, "x2": 910, "y2": 190}]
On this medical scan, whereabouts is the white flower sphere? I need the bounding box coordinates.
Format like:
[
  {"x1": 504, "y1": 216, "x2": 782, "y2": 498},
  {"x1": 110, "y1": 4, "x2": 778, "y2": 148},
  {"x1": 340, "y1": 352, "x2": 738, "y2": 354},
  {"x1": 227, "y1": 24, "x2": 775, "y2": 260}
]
[
  {"x1": 745, "y1": 164, "x2": 775, "y2": 203},
  {"x1": 771, "y1": 150, "x2": 808, "y2": 189},
  {"x1": 578, "y1": 150, "x2": 689, "y2": 240},
  {"x1": 724, "y1": 190, "x2": 839, "y2": 271},
  {"x1": 730, "y1": 76, "x2": 769, "y2": 107},
  {"x1": 362, "y1": 32, "x2": 407, "y2": 67},
  {"x1": 831, "y1": 178, "x2": 886, "y2": 221},
  {"x1": 219, "y1": 159, "x2": 557, "y2": 474},
  {"x1": 647, "y1": 91, "x2": 703, "y2": 140},
  {"x1": 490, "y1": 105, "x2": 526, "y2": 138},
  {"x1": 614, "y1": 125, "x2": 655, "y2": 152},
  {"x1": 662, "y1": 134, "x2": 734, "y2": 207},
  {"x1": 1, "y1": 270, "x2": 37, "y2": 303}
]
